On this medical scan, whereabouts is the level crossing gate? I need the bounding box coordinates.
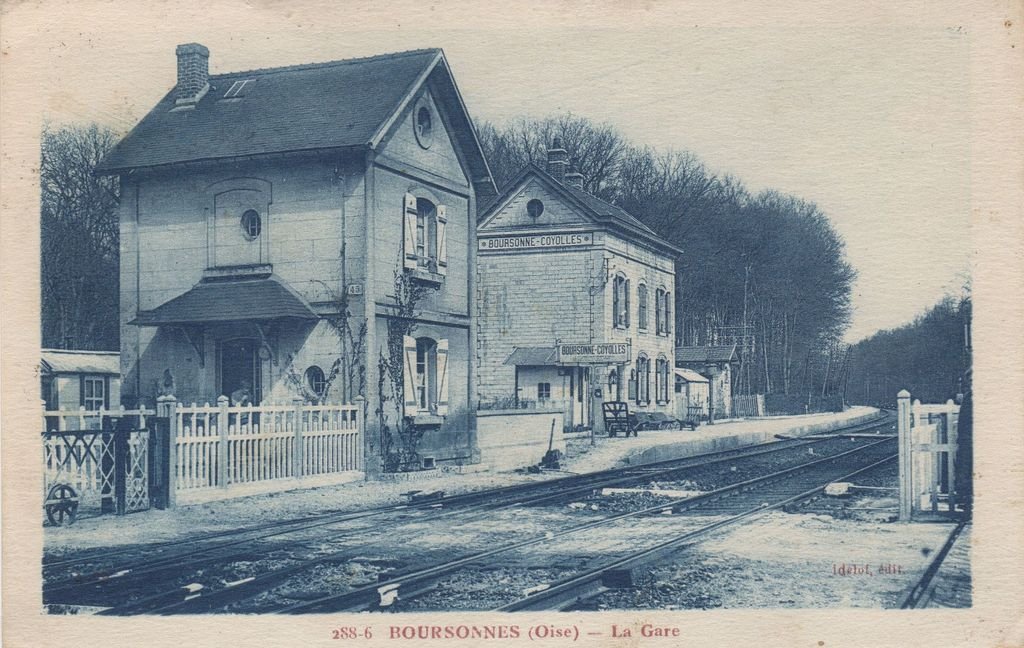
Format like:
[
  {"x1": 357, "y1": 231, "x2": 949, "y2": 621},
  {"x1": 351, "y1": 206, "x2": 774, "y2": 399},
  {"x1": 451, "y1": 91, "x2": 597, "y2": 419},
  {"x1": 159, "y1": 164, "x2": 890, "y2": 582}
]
[{"x1": 897, "y1": 390, "x2": 961, "y2": 521}]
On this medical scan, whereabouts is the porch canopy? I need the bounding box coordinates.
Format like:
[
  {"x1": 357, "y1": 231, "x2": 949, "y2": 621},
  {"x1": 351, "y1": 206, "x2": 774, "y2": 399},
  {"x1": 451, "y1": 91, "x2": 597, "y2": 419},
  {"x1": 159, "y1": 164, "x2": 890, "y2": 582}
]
[
  {"x1": 130, "y1": 276, "x2": 318, "y2": 327},
  {"x1": 504, "y1": 346, "x2": 558, "y2": 366}
]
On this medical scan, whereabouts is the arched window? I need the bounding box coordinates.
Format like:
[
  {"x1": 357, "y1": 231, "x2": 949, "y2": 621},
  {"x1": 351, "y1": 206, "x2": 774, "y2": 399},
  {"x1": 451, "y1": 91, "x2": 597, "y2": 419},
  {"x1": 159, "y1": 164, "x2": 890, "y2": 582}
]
[
  {"x1": 403, "y1": 193, "x2": 448, "y2": 276},
  {"x1": 415, "y1": 337, "x2": 437, "y2": 411},
  {"x1": 403, "y1": 335, "x2": 450, "y2": 417},
  {"x1": 637, "y1": 283, "x2": 648, "y2": 330},
  {"x1": 655, "y1": 356, "x2": 670, "y2": 403},
  {"x1": 636, "y1": 354, "x2": 650, "y2": 405},
  {"x1": 612, "y1": 274, "x2": 630, "y2": 329},
  {"x1": 655, "y1": 286, "x2": 672, "y2": 336}
]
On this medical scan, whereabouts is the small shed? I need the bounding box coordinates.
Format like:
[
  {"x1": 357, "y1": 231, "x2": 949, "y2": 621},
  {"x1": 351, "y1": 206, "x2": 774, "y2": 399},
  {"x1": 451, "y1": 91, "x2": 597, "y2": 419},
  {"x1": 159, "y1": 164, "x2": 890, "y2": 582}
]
[
  {"x1": 676, "y1": 345, "x2": 737, "y2": 418},
  {"x1": 674, "y1": 367, "x2": 710, "y2": 421},
  {"x1": 41, "y1": 349, "x2": 121, "y2": 411}
]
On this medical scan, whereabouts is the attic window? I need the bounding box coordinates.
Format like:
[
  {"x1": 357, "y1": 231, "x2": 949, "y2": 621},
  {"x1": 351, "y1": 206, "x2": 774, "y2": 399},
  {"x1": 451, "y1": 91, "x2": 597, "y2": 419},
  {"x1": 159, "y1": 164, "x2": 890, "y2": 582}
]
[
  {"x1": 414, "y1": 99, "x2": 434, "y2": 149},
  {"x1": 223, "y1": 79, "x2": 252, "y2": 99}
]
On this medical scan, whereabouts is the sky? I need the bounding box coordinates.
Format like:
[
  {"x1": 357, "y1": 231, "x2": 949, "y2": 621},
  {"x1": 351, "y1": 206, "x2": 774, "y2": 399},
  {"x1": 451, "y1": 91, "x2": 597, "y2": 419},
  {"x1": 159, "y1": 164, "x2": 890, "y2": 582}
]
[{"x1": 13, "y1": 1, "x2": 973, "y2": 343}]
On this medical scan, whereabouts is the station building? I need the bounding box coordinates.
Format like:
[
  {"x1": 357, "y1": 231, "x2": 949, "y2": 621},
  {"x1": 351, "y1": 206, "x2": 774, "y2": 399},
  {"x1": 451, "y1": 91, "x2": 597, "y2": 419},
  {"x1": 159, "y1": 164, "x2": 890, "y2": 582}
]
[
  {"x1": 97, "y1": 44, "x2": 496, "y2": 468},
  {"x1": 476, "y1": 142, "x2": 682, "y2": 431}
]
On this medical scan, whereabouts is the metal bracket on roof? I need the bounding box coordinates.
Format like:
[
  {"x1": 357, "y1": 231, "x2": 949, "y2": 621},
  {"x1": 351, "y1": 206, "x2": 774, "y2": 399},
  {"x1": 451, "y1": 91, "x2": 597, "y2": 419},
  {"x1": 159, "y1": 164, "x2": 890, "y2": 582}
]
[
  {"x1": 179, "y1": 326, "x2": 205, "y2": 368},
  {"x1": 254, "y1": 322, "x2": 279, "y2": 366}
]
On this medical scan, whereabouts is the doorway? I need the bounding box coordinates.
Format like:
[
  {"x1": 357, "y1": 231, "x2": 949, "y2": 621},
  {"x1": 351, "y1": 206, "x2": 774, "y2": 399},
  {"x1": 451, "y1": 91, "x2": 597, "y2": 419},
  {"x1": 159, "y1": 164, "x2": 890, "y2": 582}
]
[{"x1": 219, "y1": 338, "x2": 261, "y2": 404}]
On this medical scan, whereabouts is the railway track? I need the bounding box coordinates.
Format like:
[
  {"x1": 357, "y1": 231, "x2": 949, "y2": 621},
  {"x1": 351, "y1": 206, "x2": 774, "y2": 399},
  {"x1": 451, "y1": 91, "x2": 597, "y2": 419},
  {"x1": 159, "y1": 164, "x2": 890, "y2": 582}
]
[{"x1": 43, "y1": 414, "x2": 893, "y2": 614}]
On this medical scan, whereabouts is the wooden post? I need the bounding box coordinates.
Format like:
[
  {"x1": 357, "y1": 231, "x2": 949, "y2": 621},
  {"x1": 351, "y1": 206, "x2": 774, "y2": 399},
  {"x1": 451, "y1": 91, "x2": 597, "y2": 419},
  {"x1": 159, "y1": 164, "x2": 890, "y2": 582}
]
[
  {"x1": 217, "y1": 395, "x2": 230, "y2": 489},
  {"x1": 946, "y1": 398, "x2": 958, "y2": 512},
  {"x1": 293, "y1": 397, "x2": 304, "y2": 479},
  {"x1": 157, "y1": 395, "x2": 178, "y2": 509},
  {"x1": 897, "y1": 389, "x2": 912, "y2": 522},
  {"x1": 353, "y1": 395, "x2": 366, "y2": 472}
]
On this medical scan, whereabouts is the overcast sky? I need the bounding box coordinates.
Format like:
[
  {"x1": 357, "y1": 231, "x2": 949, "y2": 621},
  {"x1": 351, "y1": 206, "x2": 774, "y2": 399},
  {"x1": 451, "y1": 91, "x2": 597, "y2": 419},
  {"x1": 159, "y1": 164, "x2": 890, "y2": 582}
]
[{"x1": 22, "y1": 2, "x2": 972, "y2": 343}]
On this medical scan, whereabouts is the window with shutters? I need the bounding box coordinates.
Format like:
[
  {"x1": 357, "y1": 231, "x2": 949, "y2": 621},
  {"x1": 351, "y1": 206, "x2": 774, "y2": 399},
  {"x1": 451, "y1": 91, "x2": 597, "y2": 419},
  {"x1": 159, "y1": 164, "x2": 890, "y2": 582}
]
[
  {"x1": 638, "y1": 283, "x2": 648, "y2": 331},
  {"x1": 403, "y1": 193, "x2": 448, "y2": 279},
  {"x1": 612, "y1": 274, "x2": 630, "y2": 329},
  {"x1": 636, "y1": 355, "x2": 650, "y2": 405},
  {"x1": 403, "y1": 335, "x2": 449, "y2": 418},
  {"x1": 656, "y1": 356, "x2": 670, "y2": 403},
  {"x1": 655, "y1": 287, "x2": 672, "y2": 336},
  {"x1": 82, "y1": 375, "x2": 106, "y2": 410}
]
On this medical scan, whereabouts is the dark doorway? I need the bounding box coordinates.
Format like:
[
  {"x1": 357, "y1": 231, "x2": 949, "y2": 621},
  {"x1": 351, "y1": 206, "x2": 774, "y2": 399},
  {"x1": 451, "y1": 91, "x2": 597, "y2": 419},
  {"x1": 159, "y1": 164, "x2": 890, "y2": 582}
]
[{"x1": 220, "y1": 338, "x2": 261, "y2": 404}]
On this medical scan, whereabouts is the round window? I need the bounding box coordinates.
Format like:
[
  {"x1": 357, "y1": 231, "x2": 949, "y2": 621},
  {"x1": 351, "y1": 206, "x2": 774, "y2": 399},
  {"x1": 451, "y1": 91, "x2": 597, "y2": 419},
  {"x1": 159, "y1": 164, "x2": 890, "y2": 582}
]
[
  {"x1": 305, "y1": 365, "x2": 326, "y2": 399},
  {"x1": 414, "y1": 102, "x2": 434, "y2": 148},
  {"x1": 527, "y1": 199, "x2": 545, "y2": 219},
  {"x1": 240, "y1": 209, "x2": 262, "y2": 240}
]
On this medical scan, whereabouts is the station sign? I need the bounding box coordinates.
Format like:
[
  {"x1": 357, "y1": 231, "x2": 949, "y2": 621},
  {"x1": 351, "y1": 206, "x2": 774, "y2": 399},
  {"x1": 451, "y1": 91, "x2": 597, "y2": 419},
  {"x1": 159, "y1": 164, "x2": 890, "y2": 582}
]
[
  {"x1": 479, "y1": 232, "x2": 593, "y2": 251},
  {"x1": 557, "y1": 342, "x2": 631, "y2": 365}
]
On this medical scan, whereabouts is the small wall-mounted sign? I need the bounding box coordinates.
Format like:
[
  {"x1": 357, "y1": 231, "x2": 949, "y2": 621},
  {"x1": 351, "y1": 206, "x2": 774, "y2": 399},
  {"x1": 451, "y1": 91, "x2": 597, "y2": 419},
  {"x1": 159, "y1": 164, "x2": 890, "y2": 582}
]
[{"x1": 347, "y1": 283, "x2": 364, "y2": 296}]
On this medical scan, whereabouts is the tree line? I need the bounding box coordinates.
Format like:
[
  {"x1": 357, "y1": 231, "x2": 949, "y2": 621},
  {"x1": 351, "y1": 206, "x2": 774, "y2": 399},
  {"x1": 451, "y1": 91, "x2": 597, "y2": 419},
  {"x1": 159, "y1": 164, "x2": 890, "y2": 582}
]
[
  {"x1": 479, "y1": 114, "x2": 856, "y2": 399},
  {"x1": 845, "y1": 296, "x2": 971, "y2": 407}
]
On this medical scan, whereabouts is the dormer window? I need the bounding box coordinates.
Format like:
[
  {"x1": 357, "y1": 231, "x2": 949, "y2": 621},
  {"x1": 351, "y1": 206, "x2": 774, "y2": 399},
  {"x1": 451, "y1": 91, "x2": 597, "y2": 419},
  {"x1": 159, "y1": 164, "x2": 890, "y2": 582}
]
[{"x1": 223, "y1": 79, "x2": 253, "y2": 99}]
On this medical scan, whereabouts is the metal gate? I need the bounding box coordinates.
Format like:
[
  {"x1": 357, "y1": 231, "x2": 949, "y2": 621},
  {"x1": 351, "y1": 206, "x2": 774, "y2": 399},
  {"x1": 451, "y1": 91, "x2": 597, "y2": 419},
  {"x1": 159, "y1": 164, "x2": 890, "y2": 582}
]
[{"x1": 42, "y1": 414, "x2": 169, "y2": 523}]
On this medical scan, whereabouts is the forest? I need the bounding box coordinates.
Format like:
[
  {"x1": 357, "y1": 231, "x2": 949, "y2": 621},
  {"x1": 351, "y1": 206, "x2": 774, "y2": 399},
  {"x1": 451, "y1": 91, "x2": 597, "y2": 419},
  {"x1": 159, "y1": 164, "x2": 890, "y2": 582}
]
[{"x1": 844, "y1": 296, "x2": 972, "y2": 407}]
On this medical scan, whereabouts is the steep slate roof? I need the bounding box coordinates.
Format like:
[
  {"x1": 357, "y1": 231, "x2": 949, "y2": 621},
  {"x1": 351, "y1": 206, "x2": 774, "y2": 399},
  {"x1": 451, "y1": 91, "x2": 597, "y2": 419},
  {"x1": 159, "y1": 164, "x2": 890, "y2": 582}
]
[
  {"x1": 504, "y1": 346, "x2": 558, "y2": 366},
  {"x1": 96, "y1": 48, "x2": 495, "y2": 196},
  {"x1": 41, "y1": 349, "x2": 120, "y2": 375},
  {"x1": 131, "y1": 276, "x2": 317, "y2": 326},
  {"x1": 480, "y1": 164, "x2": 683, "y2": 257},
  {"x1": 675, "y1": 345, "x2": 738, "y2": 364}
]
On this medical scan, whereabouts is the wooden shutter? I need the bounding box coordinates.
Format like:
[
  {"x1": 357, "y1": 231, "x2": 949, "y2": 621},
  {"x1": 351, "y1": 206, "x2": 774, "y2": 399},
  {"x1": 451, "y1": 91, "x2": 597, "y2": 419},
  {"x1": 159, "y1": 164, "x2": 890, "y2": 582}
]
[
  {"x1": 403, "y1": 193, "x2": 418, "y2": 270},
  {"x1": 665, "y1": 291, "x2": 672, "y2": 335},
  {"x1": 612, "y1": 278, "x2": 620, "y2": 327},
  {"x1": 625, "y1": 279, "x2": 631, "y2": 328},
  {"x1": 79, "y1": 375, "x2": 85, "y2": 409},
  {"x1": 435, "y1": 204, "x2": 448, "y2": 275},
  {"x1": 403, "y1": 335, "x2": 418, "y2": 416},
  {"x1": 436, "y1": 339, "x2": 449, "y2": 416}
]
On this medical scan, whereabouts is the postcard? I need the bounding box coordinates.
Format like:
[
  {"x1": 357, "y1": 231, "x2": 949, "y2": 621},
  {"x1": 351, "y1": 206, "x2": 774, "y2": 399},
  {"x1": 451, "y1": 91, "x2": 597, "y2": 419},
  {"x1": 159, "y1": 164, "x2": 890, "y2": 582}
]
[{"x1": 2, "y1": 1, "x2": 1022, "y2": 646}]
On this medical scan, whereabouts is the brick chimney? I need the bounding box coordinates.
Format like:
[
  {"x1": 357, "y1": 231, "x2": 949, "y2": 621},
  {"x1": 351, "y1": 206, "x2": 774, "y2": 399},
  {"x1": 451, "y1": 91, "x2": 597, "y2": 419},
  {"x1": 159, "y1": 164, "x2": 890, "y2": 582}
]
[
  {"x1": 564, "y1": 164, "x2": 585, "y2": 190},
  {"x1": 175, "y1": 43, "x2": 210, "y2": 103},
  {"x1": 546, "y1": 137, "x2": 569, "y2": 182}
]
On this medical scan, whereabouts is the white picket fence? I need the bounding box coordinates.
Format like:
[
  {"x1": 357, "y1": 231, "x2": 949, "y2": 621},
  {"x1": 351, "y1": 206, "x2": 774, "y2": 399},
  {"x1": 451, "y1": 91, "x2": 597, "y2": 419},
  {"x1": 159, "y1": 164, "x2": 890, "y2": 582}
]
[{"x1": 165, "y1": 396, "x2": 363, "y2": 497}]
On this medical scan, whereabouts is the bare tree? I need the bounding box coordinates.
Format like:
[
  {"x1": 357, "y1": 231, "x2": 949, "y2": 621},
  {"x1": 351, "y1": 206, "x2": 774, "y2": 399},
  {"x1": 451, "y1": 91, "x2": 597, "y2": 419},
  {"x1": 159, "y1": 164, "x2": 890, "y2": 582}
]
[{"x1": 40, "y1": 123, "x2": 121, "y2": 350}]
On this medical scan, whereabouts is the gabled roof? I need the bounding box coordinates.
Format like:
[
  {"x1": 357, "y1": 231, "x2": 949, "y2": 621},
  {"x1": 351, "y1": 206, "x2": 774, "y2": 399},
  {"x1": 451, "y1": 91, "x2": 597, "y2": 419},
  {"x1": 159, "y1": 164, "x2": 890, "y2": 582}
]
[
  {"x1": 131, "y1": 275, "x2": 317, "y2": 326},
  {"x1": 479, "y1": 164, "x2": 682, "y2": 257},
  {"x1": 676, "y1": 345, "x2": 739, "y2": 364},
  {"x1": 96, "y1": 48, "x2": 495, "y2": 196},
  {"x1": 41, "y1": 349, "x2": 120, "y2": 375}
]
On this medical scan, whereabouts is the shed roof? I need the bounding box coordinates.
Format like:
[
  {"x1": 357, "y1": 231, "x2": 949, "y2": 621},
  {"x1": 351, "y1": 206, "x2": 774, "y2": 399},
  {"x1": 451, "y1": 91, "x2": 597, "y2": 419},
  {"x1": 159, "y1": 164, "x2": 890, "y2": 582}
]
[
  {"x1": 504, "y1": 346, "x2": 558, "y2": 366},
  {"x1": 673, "y1": 368, "x2": 710, "y2": 383},
  {"x1": 675, "y1": 345, "x2": 738, "y2": 364},
  {"x1": 96, "y1": 48, "x2": 495, "y2": 197},
  {"x1": 131, "y1": 276, "x2": 317, "y2": 326},
  {"x1": 41, "y1": 349, "x2": 120, "y2": 375}
]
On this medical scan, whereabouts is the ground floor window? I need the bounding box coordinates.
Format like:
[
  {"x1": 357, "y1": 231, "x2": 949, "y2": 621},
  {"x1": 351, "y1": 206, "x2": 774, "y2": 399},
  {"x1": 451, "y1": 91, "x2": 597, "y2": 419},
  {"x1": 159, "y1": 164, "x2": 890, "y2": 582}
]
[
  {"x1": 655, "y1": 357, "x2": 670, "y2": 403},
  {"x1": 537, "y1": 382, "x2": 551, "y2": 401},
  {"x1": 404, "y1": 335, "x2": 450, "y2": 417},
  {"x1": 636, "y1": 355, "x2": 650, "y2": 405}
]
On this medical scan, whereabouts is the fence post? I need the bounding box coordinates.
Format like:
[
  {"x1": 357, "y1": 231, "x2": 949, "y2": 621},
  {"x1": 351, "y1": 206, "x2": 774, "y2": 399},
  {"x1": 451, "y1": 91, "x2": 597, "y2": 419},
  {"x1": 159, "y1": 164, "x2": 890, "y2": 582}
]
[
  {"x1": 897, "y1": 389, "x2": 912, "y2": 522},
  {"x1": 157, "y1": 395, "x2": 178, "y2": 509},
  {"x1": 353, "y1": 395, "x2": 366, "y2": 473},
  {"x1": 293, "y1": 397, "x2": 305, "y2": 479},
  {"x1": 946, "y1": 398, "x2": 958, "y2": 512},
  {"x1": 218, "y1": 395, "x2": 230, "y2": 489}
]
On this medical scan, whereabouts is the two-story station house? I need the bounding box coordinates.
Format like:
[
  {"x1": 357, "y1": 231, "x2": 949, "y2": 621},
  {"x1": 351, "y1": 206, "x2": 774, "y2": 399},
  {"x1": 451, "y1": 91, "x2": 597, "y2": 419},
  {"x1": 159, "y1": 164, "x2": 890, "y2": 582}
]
[
  {"x1": 97, "y1": 44, "x2": 496, "y2": 470},
  {"x1": 476, "y1": 142, "x2": 682, "y2": 432}
]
